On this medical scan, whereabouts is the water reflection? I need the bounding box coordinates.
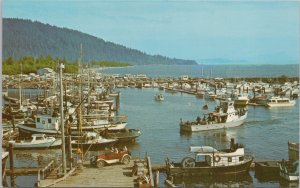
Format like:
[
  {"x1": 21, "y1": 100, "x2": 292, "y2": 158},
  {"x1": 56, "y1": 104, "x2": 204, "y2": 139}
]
[
  {"x1": 13, "y1": 149, "x2": 62, "y2": 167},
  {"x1": 172, "y1": 172, "x2": 253, "y2": 187}
]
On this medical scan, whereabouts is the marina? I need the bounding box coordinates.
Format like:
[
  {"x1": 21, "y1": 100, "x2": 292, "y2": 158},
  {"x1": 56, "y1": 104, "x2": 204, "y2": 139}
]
[
  {"x1": 1, "y1": 68, "x2": 299, "y2": 187},
  {"x1": 2, "y1": 1, "x2": 299, "y2": 187}
]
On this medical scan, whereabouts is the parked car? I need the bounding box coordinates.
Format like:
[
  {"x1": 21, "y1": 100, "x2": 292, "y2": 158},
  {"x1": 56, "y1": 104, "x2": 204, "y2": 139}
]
[{"x1": 90, "y1": 147, "x2": 131, "y2": 168}]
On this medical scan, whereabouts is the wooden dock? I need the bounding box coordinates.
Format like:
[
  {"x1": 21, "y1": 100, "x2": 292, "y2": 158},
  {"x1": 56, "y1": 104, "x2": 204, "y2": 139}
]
[{"x1": 38, "y1": 161, "x2": 136, "y2": 187}]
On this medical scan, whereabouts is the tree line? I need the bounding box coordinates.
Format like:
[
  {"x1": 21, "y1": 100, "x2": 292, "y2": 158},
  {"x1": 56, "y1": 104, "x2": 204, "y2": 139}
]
[{"x1": 2, "y1": 55, "x2": 130, "y2": 75}]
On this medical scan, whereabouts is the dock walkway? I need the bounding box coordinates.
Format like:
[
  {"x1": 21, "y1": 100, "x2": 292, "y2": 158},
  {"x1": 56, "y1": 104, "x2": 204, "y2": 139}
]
[{"x1": 39, "y1": 161, "x2": 136, "y2": 187}]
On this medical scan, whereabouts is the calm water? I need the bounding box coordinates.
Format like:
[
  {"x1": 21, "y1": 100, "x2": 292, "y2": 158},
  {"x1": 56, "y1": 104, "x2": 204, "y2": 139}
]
[
  {"x1": 116, "y1": 88, "x2": 299, "y2": 187},
  {"x1": 5, "y1": 88, "x2": 299, "y2": 187},
  {"x1": 101, "y1": 64, "x2": 299, "y2": 78},
  {"x1": 4, "y1": 63, "x2": 300, "y2": 187}
]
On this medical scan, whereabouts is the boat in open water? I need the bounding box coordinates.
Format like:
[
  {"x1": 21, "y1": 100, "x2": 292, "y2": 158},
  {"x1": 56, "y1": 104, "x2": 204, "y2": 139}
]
[
  {"x1": 154, "y1": 94, "x2": 164, "y2": 101},
  {"x1": 165, "y1": 139, "x2": 253, "y2": 179},
  {"x1": 180, "y1": 99, "x2": 247, "y2": 132}
]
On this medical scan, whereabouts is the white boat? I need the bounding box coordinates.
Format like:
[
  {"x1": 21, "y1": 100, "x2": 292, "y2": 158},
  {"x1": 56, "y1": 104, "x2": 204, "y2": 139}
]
[
  {"x1": 71, "y1": 119, "x2": 127, "y2": 132},
  {"x1": 267, "y1": 97, "x2": 296, "y2": 107},
  {"x1": 8, "y1": 134, "x2": 61, "y2": 149},
  {"x1": 17, "y1": 113, "x2": 61, "y2": 136},
  {"x1": 279, "y1": 160, "x2": 299, "y2": 181},
  {"x1": 204, "y1": 91, "x2": 217, "y2": 100},
  {"x1": 71, "y1": 132, "x2": 117, "y2": 151},
  {"x1": 180, "y1": 99, "x2": 248, "y2": 132},
  {"x1": 234, "y1": 94, "x2": 249, "y2": 106},
  {"x1": 155, "y1": 94, "x2": 164, "y2": 101}
]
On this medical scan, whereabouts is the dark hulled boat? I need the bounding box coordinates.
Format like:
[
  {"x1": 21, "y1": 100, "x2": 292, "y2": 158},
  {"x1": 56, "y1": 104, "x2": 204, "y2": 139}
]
[
  {"x1": 102, "y1": 128, "x2": 141, "y2": 142},
  {"x1": 166, "y1": 139, "x2": 253, "y2": 179}
]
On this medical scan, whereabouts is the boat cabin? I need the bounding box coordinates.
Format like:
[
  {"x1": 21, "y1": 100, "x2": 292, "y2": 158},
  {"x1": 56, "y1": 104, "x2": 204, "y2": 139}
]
[
  {"x1": 189, "y1": 145, "x2": 246, "y2": 167},
  {"x1": 268, "y1": 97, "x2": 290, "y2": 103},
  {"x1": 30, "y1": 134, "x2": 49, "y2": 141},
  {"x1": 35, "y1": 115, "x2": 60, "y2": 131}
]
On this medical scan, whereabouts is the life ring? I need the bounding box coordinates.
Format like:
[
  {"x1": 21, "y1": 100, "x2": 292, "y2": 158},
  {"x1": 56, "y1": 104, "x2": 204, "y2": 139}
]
[
  {"x1": 42, "y1": 120, "x2": 45, "y2": 124},
  {"x1": 214, "y1": 155, "x2": 221, "y2": 162}
]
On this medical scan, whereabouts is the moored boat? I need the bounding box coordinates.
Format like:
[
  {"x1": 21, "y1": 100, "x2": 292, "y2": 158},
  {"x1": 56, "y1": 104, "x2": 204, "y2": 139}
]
[
  {"x1": 70, "y1": 119, "x2": 127, "y2": 132},
  {"x1": 7, "y1": 134, "x2": 61, "y2": 149},
  {"x1": 234, "y1": 94, "x2": 249, "y2": 106},
  {"x1": 180, "y1": 99, "x2": 247, "y2": 132},
  {"x1": 17, "y1": 113, "x2": 61, "y2": 137},
  {"x1": 165, "y1": 139, "x2": 253, "y2": 178},
  {"x1": 102, "y1": 128, "x2": 141, "y2": 142},
  {"x1": 71, "y1": 132, "x2": 117, "y2": 151},
  {"x1": 267, "y1": 96, "x2": 296, "y2": 107},
  {"x1": 279, "y1": 160, "x2": 299, "y2": 181}
]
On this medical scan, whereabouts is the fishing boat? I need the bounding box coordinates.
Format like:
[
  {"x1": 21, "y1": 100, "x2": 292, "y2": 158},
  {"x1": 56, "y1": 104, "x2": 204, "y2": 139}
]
[
  {"x1": 7, "y1": 134, "x2": 61, "y2": 149},
  {"x1": 234, "y1": 94, "x2": 249, "y2": 106},
  {"x1": 70, "y1": 118, "x2": 127, "y2": 132},
  {"x1": 71, "y1": 132, "x2": 117, "y2": 151},
  {"x1": 279, "y1": 160, "x2": 299, "y2": 181},
  {"x1": 102, "y1": 128, "x2": 141, "y2": 142},
  {"x1": 180, "y1": 99, "x2": 247, "y2": 132},
  {"x1": 155, "y1": 94, "x2": 164, "y2": 101},
  {"x1": 17, "y1": 113, "x2": 61, "y2": 136},
  {"x1": 266, "y1": 96, "x2": 296, "y2": 107},
  {"x1": 165, "y1": 139, "x2": 253, "y2": 178}
]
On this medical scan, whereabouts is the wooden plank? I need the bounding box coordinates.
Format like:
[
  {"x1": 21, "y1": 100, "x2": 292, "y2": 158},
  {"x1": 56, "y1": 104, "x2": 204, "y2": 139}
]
[
  {"x1": 6, "y1": 167, "x2": 42, "y2": 175},
  {"x1": 39, "y1": 161, "x2": 135, "y2": 187}
]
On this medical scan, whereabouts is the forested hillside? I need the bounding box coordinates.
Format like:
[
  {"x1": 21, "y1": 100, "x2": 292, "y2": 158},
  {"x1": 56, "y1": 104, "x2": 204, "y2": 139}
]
[{"x1": 3, "y1": 18, "x2": 197, "y2": 65}]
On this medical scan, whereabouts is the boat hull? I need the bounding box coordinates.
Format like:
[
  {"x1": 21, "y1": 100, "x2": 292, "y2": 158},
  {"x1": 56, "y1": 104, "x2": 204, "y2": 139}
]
[
  {"x1": 267, "y1": 102, "x2": 296, "y2": 107},
  {"x1": 180, "y1": 115, "x2": 247, "y2": 132},
  {"x1": 254, "y1": 161, "x2": 280, "y2": 181},
  {"x1": 71, "y1": 140, "x2": 117, "y2": 151},
  {"x1": 18, "y1": 124, "x2": 61, "y2": 137},
  {"x1": 167, "y1": 158, "x2": 253, "y2": 178},
  {"x1": 9, "y1": 139, "x2": 62, "y2": 149},
  {"x1": 71, "y1": 122, "x2": 127, "y2": 132},
  {"x1": 280, "y1": 171, "x2": 299, "y2": 181},
  {"x1": 104, "y1": 129, "x2": 141, "y2": 142}
]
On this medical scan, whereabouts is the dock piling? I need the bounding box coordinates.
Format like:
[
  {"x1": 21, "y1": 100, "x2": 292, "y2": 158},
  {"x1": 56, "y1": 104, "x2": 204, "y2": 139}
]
[{"x1": 9, "y1": 143, "x2": 15, "y2": 187}]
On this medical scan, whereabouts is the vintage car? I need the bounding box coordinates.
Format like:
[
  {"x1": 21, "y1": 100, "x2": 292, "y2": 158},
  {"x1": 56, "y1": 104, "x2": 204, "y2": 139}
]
[{"x1": 90, "y1": 147, "x2": 131, "y2": 168}]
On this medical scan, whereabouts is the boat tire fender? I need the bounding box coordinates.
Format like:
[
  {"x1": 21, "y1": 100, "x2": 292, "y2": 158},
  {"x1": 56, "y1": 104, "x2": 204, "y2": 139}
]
[{"x1": 214, "y1": 155, "x2": 221, "y2": 162}]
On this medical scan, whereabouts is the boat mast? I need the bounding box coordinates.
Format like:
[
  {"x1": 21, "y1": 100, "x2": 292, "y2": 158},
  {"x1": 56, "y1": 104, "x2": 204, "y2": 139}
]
[
  {"x1": 59, "y1": 62, "x2": 67, "y2": 175},
  {"x1": 78, "y1": 44, "x2": 83, "y2": 136},
  {"x1": 19, "y1": 63, "x2": 22, "y2": 108}
]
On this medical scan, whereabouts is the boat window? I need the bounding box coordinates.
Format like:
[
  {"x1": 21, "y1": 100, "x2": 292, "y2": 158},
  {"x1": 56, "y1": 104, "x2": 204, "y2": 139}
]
[
  {"x1": 48, "y1": 119, "x2": 52, "y2": 123},
  {"x1": 36, "y1": 137, "x2": 43, "y2": 140},
  {"x1": 37, "y1": 118, "x2": 40, "y2": 123},
  {"x1": 228, "y1": 157, "x2": 232, "y2": 162},
  {"x1": 239, "y1": 156, "x2": 244, "y2": 161}
]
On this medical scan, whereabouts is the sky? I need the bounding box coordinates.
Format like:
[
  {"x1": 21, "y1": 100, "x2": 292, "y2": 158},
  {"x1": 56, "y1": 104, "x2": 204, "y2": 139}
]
[{"x1": 3, "y1": 0, "x2": 300, "y2": 64}]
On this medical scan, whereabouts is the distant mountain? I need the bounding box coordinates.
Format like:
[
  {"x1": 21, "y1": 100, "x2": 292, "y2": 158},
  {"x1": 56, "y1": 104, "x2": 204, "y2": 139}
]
[{"x1": 3, "y1": 18, "x2": 197, "y2": 65}]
